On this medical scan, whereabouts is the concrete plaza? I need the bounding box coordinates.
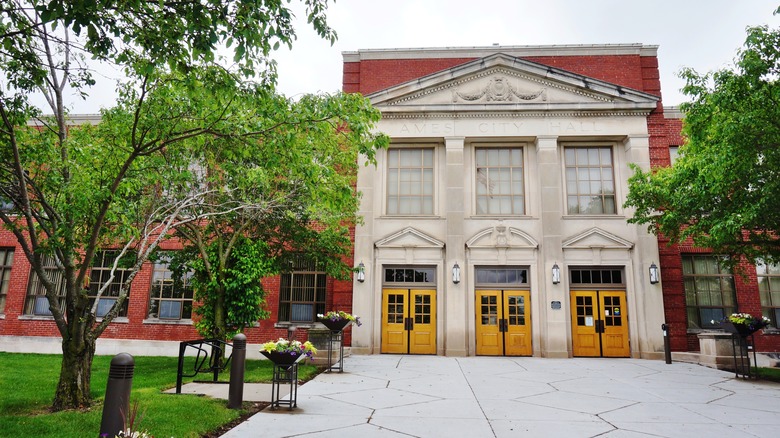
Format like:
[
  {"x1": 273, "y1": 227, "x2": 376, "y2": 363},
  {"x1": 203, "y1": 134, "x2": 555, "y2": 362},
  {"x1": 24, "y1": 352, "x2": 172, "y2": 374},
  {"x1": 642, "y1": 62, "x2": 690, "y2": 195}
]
[{"x1": 216, "y1": 355, "x2": 780, "y2": 437}]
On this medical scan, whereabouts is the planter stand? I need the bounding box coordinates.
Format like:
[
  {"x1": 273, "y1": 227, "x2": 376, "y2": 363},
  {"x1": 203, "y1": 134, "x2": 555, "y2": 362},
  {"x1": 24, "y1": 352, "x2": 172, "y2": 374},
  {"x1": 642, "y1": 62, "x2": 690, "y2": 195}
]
[
  {"x1": 326, "y1": 329, "x2": 345, "y2": 373},
  {"x1": 270, "y1": 363, "x2": 298, "y2": 410},
  {"x1": 720, "y1": 322, "x2": 758, "y2": 379},
  {"x1": 319, "y1": 319, "x2": 350, "y2": 373}
]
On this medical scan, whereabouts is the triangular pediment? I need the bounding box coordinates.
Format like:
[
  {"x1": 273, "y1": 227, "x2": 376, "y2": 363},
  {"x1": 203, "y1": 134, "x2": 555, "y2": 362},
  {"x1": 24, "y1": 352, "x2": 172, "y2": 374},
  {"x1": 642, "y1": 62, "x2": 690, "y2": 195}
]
[
  {"x1": 368, "y1": 53, "x2": 658, "y2": 115},
  {"x1": 466, "y1": 225, "x2": 539, "y2": 249},
  {"x1": 375, "y1": 227, "x2": 445, "y2": 248},
  {"x1": 562, "y1": 228, "x2": 634, "y2": 250}
]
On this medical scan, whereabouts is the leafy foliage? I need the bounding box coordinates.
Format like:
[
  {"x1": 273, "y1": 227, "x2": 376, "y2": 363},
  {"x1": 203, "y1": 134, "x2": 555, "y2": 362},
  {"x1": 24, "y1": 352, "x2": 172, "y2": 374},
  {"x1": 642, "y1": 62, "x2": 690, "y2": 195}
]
[
  {"x1": 0, "y1": 0, "x2": 353, "y2": 411},
  {"x1": 626, "y1": 22, "x2": 780, "y2": 269}
]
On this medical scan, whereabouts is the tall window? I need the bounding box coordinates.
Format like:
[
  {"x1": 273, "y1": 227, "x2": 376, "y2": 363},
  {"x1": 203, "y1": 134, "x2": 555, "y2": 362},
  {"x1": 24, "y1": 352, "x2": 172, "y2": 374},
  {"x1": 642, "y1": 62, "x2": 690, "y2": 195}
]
[
  {"x1": 387, "y1": 148, "x2": 434, "y2": 215},
  {"x1": 565, "y1": 146, "x2": 616, "y2": 214},
  {"x1": 683, "y1": 255, "x2": 736, "y2": 329},
  {"x1": 475, "y1": 148, "x2": 524, "y2": 215},
  {"x1": 148, "y1": 253, "x2": 194, "y2": 320},
  {"x1": 757, "y1": 260, "x2": 780, "y2": 327},
  {"x1": 278, "y1": 257, "x2": 326, "y2": 323},
  {"x1": 24, "y1": 254, "x2": 66, "y2": 316},
  {"x1": 88, "y1": 251, "x2": 134, "y2": 317},
  {"x1": 0, "y1": 248, "x2": 14, "y2": 313}
]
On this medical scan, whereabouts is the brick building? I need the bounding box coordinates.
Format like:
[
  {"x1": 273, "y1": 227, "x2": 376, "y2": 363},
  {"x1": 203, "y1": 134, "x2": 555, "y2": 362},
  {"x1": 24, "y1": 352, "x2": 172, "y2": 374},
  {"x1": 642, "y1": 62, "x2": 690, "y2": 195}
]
[{"x1": 1, "y1": 44, "x2": 778, "y2": 358}]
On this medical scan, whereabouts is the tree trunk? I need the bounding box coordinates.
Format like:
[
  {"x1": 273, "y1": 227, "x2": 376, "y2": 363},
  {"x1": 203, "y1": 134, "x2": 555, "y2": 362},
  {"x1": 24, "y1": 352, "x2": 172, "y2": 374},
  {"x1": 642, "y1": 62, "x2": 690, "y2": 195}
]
[{"x1": 52, "y1": 335, "x2": 96, "y2": 411}]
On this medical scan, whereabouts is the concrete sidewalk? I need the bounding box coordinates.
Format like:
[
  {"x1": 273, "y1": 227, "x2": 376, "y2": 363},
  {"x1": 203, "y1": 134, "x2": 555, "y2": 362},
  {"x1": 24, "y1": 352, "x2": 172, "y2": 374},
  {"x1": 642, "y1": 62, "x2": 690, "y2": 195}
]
[{"x1": 217, "y1": 355, "x2": 780, "y2": 437}]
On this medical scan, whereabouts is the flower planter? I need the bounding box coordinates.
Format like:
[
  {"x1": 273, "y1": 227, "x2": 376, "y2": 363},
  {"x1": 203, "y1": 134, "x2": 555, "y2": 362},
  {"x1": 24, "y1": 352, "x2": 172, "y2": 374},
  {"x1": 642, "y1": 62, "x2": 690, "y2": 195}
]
[
  {"x1": 720, "y1": 321, "x2": 759, "y2": 338},
  {"x1": 261, "y1": 350, "x2": 304, "y2": 366},
  {"x1": 319, "y1": 318, "x2": 351, "y2": 332}
]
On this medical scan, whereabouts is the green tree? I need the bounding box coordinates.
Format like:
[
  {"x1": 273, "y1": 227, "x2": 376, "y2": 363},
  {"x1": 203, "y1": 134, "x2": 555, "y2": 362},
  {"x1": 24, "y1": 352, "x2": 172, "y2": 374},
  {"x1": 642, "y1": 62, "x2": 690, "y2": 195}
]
[
  {"x1": 625, "y1": 19, "x2": 780, "y2": 269},
  {"x1": 0, "y1": 0, "x2": 345, "y2": 411},
  {"x1": 168, "y1": 91, "x2": 387, "y2": 341}
]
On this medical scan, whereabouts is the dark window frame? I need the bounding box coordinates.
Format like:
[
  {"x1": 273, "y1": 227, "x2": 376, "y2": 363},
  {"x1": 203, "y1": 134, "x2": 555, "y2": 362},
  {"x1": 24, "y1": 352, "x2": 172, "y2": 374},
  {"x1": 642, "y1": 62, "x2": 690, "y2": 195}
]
[
  {"x1": 683, "y1": 255, "x2": 736, "y2": 329},
  {"x1": 0, "y1": 248, "x2": 14, "y2": 313},
  {"x1": 278, "y1": 257, "x2": 326, "y2": 323},
  {"x1": 24, "y1": 254, "x2": 66, "y2": 316}
]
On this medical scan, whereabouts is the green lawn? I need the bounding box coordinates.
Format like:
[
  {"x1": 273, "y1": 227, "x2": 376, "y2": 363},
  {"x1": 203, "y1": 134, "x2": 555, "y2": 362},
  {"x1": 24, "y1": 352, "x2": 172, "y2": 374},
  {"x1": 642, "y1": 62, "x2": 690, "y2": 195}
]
[{"x1": 0, "y1": 352, "x2": 319, "y2": 437}]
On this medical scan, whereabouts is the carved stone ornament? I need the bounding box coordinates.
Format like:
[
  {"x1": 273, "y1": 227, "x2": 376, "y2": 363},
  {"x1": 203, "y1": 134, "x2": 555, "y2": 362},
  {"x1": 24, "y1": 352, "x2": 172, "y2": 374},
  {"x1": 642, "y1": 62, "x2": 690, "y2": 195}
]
[{"x1": 452, "y1": 75, "x2": 547, "y2": 103}]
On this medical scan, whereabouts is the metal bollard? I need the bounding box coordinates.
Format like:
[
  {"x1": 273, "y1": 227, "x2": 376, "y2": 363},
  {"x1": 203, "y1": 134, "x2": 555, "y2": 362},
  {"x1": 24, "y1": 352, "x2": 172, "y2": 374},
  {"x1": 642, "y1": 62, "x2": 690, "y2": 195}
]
[
  {"x1": 662, "y1": 323, "x2": 672, "y2": 364},
  {"x1": 228, "y1": 334, "x2": 247, "y2": 409},
  {"x1": 99, "y1": 353, "x2": 135, "y2": 438}
]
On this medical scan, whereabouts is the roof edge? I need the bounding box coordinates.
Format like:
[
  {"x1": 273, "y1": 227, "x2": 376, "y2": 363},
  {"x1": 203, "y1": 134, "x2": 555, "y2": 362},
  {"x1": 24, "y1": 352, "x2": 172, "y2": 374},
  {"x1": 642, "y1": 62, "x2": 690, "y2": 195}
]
[{"x1": 342, "y1": 44, "x2": 658, "y2": 61}]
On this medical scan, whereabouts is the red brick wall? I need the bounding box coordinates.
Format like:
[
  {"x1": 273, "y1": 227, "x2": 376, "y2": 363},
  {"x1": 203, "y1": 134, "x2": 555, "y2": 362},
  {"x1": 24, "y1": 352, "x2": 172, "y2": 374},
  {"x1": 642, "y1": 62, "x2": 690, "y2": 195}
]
[
  {"x1": 650, "y1": 116, "x2": 780, "y2": 352},
  {"x1": 0, "y1": 226, "x2": 357, "y2": 347}
]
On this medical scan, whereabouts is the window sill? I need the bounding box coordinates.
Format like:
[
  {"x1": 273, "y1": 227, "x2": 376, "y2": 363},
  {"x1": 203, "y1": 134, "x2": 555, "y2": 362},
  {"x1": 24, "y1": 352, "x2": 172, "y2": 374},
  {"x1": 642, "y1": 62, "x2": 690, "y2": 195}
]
[
  {"x1": 143, "y1": 318, "x2": 193, "y2": 326},
  {"x1": 274, "y1": 322, "x2": 317, "y2": 330},
  {"x1": 563, "y1": 214, "x2": 625, "y2": 220},
  {"x1": 17, "y1": 315, "x2": 129, "y2": 323},
  {"x1": 379, "y1": 215, "x2": 443, "y2": 220},
  {"x1": 471, "y1": 215, "x2": 536, "y2": 220}
]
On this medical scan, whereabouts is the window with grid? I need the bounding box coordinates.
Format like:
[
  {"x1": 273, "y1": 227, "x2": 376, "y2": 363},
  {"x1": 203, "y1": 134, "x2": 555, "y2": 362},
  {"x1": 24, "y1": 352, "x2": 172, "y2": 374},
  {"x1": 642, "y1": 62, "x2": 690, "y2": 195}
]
[
  {"x1": 475, "y1": 147, "x2": 524, "y2": 215},
  {"x1": 565, "y1": 146, "x2": 616, "y2": 214},
  {"x1": 278, "y1": 257, "x2": 326, "y2": 323},
  {"x1": 386, "y1": 148, "x2": 434, "y2": 215},
  {"x1": 683, "y1": 255, "x2": 736, "y2": 329},
  {"x1": 148, "y1": 252, "x2": 194, "y2": 320},
  {"x1": 0, "y1": 248, "x2": 14, "y2": 313},
  {"x1": 24, "y1": 254, "x2": 66, "y2": 316},
  {"x1": 88, "y1": 250, "x2": 134, "y2": 318},
  {"x1": 757, "y1": 260, "x2": 780, "y2": 328}
]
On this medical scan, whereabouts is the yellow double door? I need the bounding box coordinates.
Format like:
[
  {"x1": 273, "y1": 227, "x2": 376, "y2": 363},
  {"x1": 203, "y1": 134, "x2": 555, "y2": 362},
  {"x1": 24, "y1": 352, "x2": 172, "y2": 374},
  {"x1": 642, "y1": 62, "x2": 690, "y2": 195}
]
[
  {"x1": 475, "y1": 290, "x2": 532, "y2": 356},
  {"x1": 381, "y1": 289, "x2": 437, "y2": 354},
  {"x1": 570, "y1": 290, "x2": 630, "y2": 357}
]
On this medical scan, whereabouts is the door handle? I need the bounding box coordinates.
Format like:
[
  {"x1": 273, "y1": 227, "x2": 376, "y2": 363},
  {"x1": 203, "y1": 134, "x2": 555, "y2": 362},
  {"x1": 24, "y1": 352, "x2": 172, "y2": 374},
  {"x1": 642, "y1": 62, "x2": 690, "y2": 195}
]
[
  {"x1": 595, "y1": 320, "x2": 604, "y2": 333},
  {"x1": 499, "y1": 319, "x2": 507, "y2": 332},
  {"x1": 404, "y1": 317, "x2": 413, "y2": 331}
]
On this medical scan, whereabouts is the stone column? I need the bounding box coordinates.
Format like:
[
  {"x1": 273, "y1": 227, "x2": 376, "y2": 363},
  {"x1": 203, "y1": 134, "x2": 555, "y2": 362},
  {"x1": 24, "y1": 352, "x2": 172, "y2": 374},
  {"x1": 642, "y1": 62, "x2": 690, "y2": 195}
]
[
  {"x1": 444, "y1": 136, "x2": 467, "y2": 356},
  {"x1": 536, "y1": 135, "x2": 568, "y2": 357}
]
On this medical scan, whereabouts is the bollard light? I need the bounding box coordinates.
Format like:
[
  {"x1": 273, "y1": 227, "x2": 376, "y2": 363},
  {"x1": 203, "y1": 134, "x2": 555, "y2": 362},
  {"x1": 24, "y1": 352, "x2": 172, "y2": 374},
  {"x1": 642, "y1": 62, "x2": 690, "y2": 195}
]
[{"x1": 99, "y1": 353, "x2": 135, "y2": 438}]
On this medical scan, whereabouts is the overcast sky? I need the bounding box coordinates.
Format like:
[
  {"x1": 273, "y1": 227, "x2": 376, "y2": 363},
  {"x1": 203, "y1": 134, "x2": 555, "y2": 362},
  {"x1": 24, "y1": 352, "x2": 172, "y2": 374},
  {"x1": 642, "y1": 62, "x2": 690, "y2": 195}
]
[{"x1": 64, "y1": 0, "x2": 780, "y2": 113}]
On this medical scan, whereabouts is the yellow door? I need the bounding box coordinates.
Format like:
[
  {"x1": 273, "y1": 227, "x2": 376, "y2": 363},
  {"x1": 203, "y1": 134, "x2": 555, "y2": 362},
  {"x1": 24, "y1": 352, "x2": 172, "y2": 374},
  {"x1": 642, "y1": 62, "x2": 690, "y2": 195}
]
[
  {"x1": 381, "y1": 289, "x2": 436, "y2": 354},
  {"x1": 476, "y1": 290, "x2": 502, "y2": 356},
  {"x1": 381, "y1": 289, "x2": 408, "y2": 354},
  {"x1": 599, "y1": 291, "x2": 630, "y2": 357},
  {"x1": 476, "y1": 290, "x2": 532, "y2": 356},
  {"x1": 504, "y1": 291, "x2": 532, "y2": 356},
  {"x1": 571, "y1": 290, "x2": 629, "y2": 357},
  {"x1": 409, "y1": 290, "x2": 436, "y2": 354}
]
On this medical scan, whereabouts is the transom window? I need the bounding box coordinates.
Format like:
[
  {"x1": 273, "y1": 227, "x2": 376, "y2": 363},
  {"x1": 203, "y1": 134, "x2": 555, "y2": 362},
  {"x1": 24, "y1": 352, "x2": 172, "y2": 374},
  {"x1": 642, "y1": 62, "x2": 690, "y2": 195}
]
[
  {"x1": 24, "y1": 254, "x2": 66, "y2": 316},
  {"x1": 475, "y1": 147, "x2": 524, "y2": 215},
  {"x1": 278, "y1": 257, "x2": 326, "y2": 323},
  {"x1": 386, "y1": 148, "x2": 434, "y2": 215},
  {"x1": 683, "y1": 255, "x2": 735, "y2": 329},
  {"x1": 383, "y1": 267, "x2": 435, "y2": 285},
  {"x1": 0, "y1": 248, "x2": 14, "y2": 313},
  {"x1": 475, "y1": 267, "x2": 529, "y2": 286},
  {"x1": 757, "y1": 260, "x2": 780, "y2": 328},
  {"x1": 565, "y1": 146, "x2": 616, "y2": 214},
  {"x1": 148, "y1": 252, "x2": 194, "y2": 320},
  {"x1": 88, "y1": 251, "x2": 134, "y2": 317},
  {"x1": 570, "y1": 268, "x2": 624, "y2": 286}
]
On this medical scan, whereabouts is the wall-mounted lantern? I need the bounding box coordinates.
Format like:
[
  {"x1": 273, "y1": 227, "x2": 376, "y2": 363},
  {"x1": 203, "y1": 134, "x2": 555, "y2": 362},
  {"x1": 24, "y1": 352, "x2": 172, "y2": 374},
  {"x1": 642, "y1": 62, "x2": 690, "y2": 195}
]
[
  {"x1": 649, "y1": 262, "x2": 660, "y2": 284},
  {"x1": 552, "y1": 263, "x2": 561, "y2": 285},
  {"x1": 452, "y1": 262, "x2": 461, "y2": 284},
  {"x1": 356, "y1": 261, "x2": 365, "y2": 283}
]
